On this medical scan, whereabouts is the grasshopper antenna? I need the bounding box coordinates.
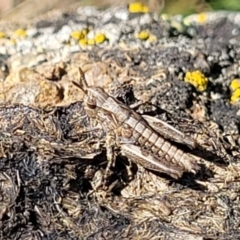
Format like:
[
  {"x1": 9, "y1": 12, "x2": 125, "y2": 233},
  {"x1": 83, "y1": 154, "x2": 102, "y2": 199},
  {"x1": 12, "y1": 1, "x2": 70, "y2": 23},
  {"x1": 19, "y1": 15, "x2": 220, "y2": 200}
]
[{"x1": 72, "y1": 67, "x2": 89, "y2": 94}]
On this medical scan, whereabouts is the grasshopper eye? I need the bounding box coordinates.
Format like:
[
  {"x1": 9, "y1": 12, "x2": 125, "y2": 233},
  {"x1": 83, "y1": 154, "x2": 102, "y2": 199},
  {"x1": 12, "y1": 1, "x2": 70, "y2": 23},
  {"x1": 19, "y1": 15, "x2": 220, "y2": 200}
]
[{"x1": 86, "y1": 96, "x2": 97, "y2": 109}]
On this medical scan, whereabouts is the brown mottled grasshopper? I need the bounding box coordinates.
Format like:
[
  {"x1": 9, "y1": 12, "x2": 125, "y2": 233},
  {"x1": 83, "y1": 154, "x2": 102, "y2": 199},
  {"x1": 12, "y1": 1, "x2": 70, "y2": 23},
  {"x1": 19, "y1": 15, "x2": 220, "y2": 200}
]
[{"x1": 73, "y1": 68, "x2": 199, "y2": 180}]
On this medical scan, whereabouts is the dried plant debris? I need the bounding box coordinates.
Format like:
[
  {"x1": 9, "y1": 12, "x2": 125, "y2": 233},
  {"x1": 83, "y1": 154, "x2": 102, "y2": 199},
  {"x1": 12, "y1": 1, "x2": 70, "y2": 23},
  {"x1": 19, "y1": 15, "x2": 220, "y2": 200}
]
[{"x1": 0, "y1": 99, "x2": 239, "y2": 239}]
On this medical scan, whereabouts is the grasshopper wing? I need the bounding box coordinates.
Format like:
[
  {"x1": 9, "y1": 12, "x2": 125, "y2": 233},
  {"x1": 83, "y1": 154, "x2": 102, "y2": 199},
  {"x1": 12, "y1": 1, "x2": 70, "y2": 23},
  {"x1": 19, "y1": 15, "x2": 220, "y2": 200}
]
[{"x1": 142, "y1": 115, "x2": 197, "y2": 149}]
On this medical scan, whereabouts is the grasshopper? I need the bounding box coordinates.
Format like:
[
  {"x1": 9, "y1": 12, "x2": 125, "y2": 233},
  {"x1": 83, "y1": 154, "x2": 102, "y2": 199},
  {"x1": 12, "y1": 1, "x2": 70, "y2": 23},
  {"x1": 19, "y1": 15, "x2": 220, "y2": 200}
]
[{"x1": 73, "y1": 68, "x2": 199, "y2": 180}]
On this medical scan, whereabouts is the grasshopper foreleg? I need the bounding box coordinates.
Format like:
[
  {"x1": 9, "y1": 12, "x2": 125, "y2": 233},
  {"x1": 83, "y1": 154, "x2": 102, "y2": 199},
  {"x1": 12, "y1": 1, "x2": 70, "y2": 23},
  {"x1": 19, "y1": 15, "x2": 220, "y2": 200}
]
[{"x1": 103, "y1": 133, "x2": 117, "y2": 182}]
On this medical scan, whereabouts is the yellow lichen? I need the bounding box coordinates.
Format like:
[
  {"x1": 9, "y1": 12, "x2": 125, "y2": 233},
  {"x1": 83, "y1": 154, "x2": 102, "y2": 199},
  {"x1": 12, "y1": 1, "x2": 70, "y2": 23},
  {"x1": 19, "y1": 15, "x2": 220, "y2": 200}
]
[
  {"x1": 136, "y1": 30, "x2": 150, "y2": 40},
  {"x1": 81, "y1": 28, "x2": 89, "y2": 36},
  {"x1": 183, "y1": 13, "x2": 208, "y2": 26},
  {"x1": 87, "y1": 38, "x2": 96, "y2": 45},
  {"x1": 71, "y1": 29, "x2": 88, "y2": 40},
  {"x1": 94, "y1": 33, "x2": 106, "y2": 44},
  {"x1": 78, "y1": 32, "x2": 106, "y2": 46},
  {"x1": 231, "y1": 88, "x2": 240, "y2": 103},
  {"x1": 197, "y1": 13, "x2": 207, "y2": 24},
  {"x1": 79, "y1": 38, "x2": 88, "y2": 45},
  {"x1": 13, "y1": 28, "x2": 27, "y2": 38},
  {"x1": 0, "y1": 32, "x2": 6, "y2": 38},
  {"x1": 10, "y1": 39, "x2": 16, "y2": 45},
  {"x1": 148, "y1": 34, "x2": 157, "y2": 42},
  {"x1": 230, "y1": 79, "x2": 240, "y2": 92},
  {"x1": 184, "y1": 70, "x2": 208, "y2": 92},
  {"x1": 128, "y1": 2, "x2": 149, "y2": 13},
  {"x1": 71, "y1": 31, "x2": 84, "y2": 40},
  {"x1": 229, "y1": 79, "x2": 240, "y2": 103}
]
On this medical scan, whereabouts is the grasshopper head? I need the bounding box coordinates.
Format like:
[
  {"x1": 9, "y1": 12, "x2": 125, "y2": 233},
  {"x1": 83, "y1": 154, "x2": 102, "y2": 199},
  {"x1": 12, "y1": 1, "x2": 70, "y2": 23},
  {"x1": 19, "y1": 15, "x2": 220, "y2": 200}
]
[
  {"x1": 72, "y1": 68, "x2": 129, "y2": 126},
  {"x1": 72, "y1": 67, "x2": 109, "y2": 110}
]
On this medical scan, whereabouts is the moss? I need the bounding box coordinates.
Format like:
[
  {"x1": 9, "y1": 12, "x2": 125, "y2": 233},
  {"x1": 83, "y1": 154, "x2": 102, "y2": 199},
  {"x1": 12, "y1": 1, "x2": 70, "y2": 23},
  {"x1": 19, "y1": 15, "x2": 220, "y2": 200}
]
[{"x1": 184, "y1": 70, "x2": 208, "y2": 92}]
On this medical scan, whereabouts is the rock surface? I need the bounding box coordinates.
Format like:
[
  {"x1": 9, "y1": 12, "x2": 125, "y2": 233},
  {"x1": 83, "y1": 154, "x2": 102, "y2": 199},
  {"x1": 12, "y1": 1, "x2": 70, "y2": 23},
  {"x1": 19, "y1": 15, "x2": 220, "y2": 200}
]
[{"x1": 0, "y1": 4, "x2": 240, "y2": 240}]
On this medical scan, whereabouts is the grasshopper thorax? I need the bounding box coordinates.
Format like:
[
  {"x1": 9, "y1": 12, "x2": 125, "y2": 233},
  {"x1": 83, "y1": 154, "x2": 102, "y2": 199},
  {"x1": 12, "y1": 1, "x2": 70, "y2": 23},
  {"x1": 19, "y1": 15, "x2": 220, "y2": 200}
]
[{"x1": 86, "y1": 87, "x2": 109, "y2": 108}]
